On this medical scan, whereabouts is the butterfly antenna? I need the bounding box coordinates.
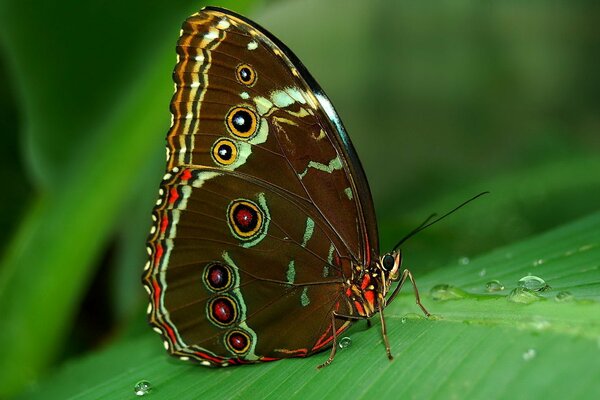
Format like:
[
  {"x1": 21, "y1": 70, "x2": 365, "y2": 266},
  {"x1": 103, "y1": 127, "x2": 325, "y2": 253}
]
[{"x1": 392, "y1": 191, "x2": 489, "y2": 251}]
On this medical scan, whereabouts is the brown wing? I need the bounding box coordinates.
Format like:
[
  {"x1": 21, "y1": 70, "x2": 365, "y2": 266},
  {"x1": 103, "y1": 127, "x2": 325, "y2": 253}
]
[
  {"x1": 166, "y1": 7, "x2": 378, "y2": 263},
  {"x1": 143, "y1": 167, "x2": 354, "y2": 365}
]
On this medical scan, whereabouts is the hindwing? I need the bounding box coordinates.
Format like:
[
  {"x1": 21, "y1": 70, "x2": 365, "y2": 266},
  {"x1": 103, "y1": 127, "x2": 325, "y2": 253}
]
[{"x1": 144, "y1": 167, "x2": 354, "y2": 364}]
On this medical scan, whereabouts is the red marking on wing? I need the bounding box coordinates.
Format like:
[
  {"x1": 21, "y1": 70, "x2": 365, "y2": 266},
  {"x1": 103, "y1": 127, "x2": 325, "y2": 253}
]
[
  {"x1": 151, "y1": 279, "x2": 161, "y2": 308},
  {"x1": 181, "y1": 168, "x2": 192, "y2": 181},
  {"x1": 164, "y1": 321, "x2": 177, "y2": 343},
  {"x1": 235, "y1": 208, "x2": 253, "y2": 227},
  {"x1": 364, "y1": 232, "x2": 371, "y2": 266},
  {"x1": 194, "y1": 351, "x2": 224, "y2": 364},
  {"x1": 260, "y1": 356, "x2": 282, "y2": 362},
  {"x1": 345, "y1": 288, "x2": 352, "y2": 297},
  {"x1": 312, "y1": 323, "x2": 351, "y2": 351},
  {"x1": 154, "y1": 243, "x2": 164, "y2": 265},
  {"x1": 360, "y1": 274, "x2": 371, "y2": 290},
  {"x1": 169, "y1": 187, "x2": 179, "y2": 204},
  {"x1": 274, "y1": 348, "x2": 308, "y2": 357},
  {"x1": 160, "y1": 214, "x2": 169, "y2": 233}
]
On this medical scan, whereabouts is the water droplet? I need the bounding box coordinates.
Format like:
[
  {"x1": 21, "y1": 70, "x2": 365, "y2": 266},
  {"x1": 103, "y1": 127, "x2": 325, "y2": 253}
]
[
  {"x1": 518, "y1": 275, "x2": 549, "y2": 292},
  {"x1": 555, "y1": 291, "x2": 574, "y2": 302},
  {"x1": 134, "y1": 380, "x2": 152, "y2": 396},
  {"x1": 338, "y1": 336, "x2": 352, "y2": 349},
  {"x1": 478, "y1": 268, "x2": 487, "y2": 277},
  {"x1": 507, "y1": 287, "x2": 542, "y2": 304},
  {"x1": 459, "y1": 257, "x2": 470, "y2": 265},
  {"x1": 430, "y1": 284, "x2": 467, "y2": 301},
  {"x1": 522, "y1": 348, "x2": 536, "y2": 361},
  {"x1": 485, "y1": 280, "x2": 505, "y2": 292},
  {"x1": 403, "y1": 312, "x2": 424, "y2": 321},
  {"x1": 532, "y1": 259, "x2": 544, "y2": 267},
  {"x1": 401, "y1": 317, "x2": 407, "y2": 324}
]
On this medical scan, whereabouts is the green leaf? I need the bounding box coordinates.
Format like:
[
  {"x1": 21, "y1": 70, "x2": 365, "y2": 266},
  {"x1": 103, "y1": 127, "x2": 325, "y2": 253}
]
[{"x1": 17, "y1": 212, "x2": 600, "y2": 399}]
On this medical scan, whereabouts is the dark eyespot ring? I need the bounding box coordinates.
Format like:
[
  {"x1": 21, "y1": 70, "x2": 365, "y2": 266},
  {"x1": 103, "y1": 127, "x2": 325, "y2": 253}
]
[
  {"x1": 224, "y1": 329, "x2": 251, "y2": 355},
  {"x1": 226, "y1": 107, "x2": 258, "y2": 139},
  {"x1": 382, "y1": 254, "x2": 395, "y2": 271},
  {"x1": 211, "y1": 138, "x2": 238, "y2": 165},
  {"x1": 236, "y1": 64, "x2": 257, "y2": 86},
  {"x1": 203, "y1": 262, "x2": 234, "y2": 292},
  {"x1": 207, "y1": 295, "x2": 239, "y2": 327}
]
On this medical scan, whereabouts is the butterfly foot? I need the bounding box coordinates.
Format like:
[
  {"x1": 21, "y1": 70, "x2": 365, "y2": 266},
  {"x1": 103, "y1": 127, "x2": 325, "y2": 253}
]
[{"x1": 317, "y1": 358, "x2": 333, "y2": 369}]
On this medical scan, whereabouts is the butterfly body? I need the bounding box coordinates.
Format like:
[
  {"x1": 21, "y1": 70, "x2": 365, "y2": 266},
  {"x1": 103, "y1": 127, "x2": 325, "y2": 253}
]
[{"x1": 142, "y1": 6, "x2": 428, "y2": 368}]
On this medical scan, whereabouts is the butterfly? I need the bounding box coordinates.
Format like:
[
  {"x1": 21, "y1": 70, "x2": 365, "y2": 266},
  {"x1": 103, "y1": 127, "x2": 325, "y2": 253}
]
[{"x1": 142, "y1": 6, "x2": 430, "y2": 368}]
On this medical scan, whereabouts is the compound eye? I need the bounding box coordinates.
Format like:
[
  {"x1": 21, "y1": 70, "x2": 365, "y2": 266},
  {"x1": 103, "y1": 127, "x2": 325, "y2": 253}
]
[{"x1": 382, "y1": 254, "x2": 395, "y2": 271}]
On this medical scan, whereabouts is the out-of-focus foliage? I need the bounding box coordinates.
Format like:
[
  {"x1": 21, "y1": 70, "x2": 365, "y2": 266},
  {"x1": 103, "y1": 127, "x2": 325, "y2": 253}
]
[{"x1": 0, "y1": 0, "x2": 598, "y2": 398}]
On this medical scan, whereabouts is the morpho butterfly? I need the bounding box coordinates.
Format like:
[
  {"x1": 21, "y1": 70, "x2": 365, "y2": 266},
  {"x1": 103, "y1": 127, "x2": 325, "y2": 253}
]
[{"x1": 142, "y1": 6, "x2": 431, "y2": 368}]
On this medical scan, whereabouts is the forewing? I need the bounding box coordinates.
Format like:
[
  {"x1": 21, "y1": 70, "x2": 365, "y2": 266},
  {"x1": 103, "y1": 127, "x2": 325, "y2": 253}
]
[{"x1": 166, "y1": 7, "x2": 378, "y2": 262}]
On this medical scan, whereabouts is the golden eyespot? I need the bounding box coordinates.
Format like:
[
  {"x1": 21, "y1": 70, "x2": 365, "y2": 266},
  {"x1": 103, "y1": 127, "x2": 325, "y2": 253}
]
[
  {"x1": 228, "y1": 199, "x2": 263, "y2": 239},
  {"x1": 226, "y1": 107, "x2": 258, "y2": 139},
  {"x1": 236, "y1": 64, "x2": 257, "y2": 86},
  {"x1": 211, "y1": 138, "x2": 238, "y2": 165}
]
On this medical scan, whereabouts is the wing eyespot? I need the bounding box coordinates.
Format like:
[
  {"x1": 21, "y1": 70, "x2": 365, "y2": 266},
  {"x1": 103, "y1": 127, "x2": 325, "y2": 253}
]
[
  {"x1": 227, "y1": 199, "x2": 263, "y2": 239},
  {"x1": 226, "y1": 106, "x2": 258, "y2": 139},
  {"x1": 211, "y1": 138, "x2": 238, "y2": 165},
  {"x1": 236, "y1": 63, "x2": 257, "y2": 86}
]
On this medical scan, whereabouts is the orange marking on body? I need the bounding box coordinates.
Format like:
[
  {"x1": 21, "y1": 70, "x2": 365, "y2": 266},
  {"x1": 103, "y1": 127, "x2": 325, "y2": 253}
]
[
  {"x1": 361, "y1": 274, "x2": 371, "y2": 290},
  {"x1": 354, "y1": 300, "x2": 365, "y2": 315},
  {"x1": 335, "y1": 301, "x2": 340, "y2": 311},
  {"x1": 169, "y1": 187, "x2": 180, "y2": 204},
  {"x1": 181, "y1": 169, "x2": 192, "y2": 181},
  {"x1": 160, "y1": 215, "x2": 169, "y2": 233},
  {"x1": 364, "y1": 290, "x2": 375, "y2": 307}
]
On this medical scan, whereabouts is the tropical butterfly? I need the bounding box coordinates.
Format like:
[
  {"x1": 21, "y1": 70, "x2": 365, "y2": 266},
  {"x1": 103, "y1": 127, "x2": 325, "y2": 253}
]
[{"x1": 142, "y1": 6, "x2": 430, "y2": 368}]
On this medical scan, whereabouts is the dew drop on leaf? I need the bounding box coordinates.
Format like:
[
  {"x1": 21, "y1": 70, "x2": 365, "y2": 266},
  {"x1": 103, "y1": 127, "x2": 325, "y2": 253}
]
[
  {"x1": 338, "y1": 337, "x2": 352, "y2": 349},
  {"x1": 134, "y1": 380, "x2": 152, "y2": 396},
  {"x1": 485, "y1": 280, "x2": 505, "y2": 292},
  {"x1": 507, "y1": 287, "x2": 542, "y2": 304},
  {"x1": 518, "y1": 275, "x2": 549, "y2": 292},
  {"x1": 522, "y1": 348, "x2": 536, "y2": 361}
]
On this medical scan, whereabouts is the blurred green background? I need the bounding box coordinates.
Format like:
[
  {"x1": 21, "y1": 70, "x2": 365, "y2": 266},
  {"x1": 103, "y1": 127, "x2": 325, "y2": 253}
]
[{"x1": 0, "y1": 0, "x2": 598, "y2": 398}]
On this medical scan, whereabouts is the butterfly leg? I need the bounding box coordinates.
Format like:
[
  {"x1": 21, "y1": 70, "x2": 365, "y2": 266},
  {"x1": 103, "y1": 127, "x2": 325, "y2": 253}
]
[
  {"x1": 377, "y1": 299, "x2": 393, "y2": 360},
  {"x1": 387, "y1": 269, "x2": 431, "y2": 317},
  {"x1": 366, "y1": 319, "x2": 372, "y2": 329},
  {"x1": 317, "y1": 312, "x2": 339, "y2": 369}
]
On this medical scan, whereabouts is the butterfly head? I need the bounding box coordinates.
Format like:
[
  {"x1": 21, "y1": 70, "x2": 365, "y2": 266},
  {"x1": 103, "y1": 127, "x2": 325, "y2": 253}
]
[{"x1": 377, "y1": 250, "x2": 402, "y2": 295}]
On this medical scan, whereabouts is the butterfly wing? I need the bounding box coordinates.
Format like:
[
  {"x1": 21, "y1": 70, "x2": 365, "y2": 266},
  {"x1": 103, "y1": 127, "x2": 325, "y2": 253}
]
[
  {"x1": 144, "y1": 167, "x2": 353, "y2": 364},
  {"x1": 166, "y1": 7, "x2": 378, "y2": 262},
  {"x1": 143, "y1": 7, "x2": 377, "y2": 365}
]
